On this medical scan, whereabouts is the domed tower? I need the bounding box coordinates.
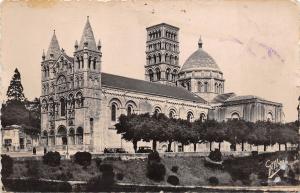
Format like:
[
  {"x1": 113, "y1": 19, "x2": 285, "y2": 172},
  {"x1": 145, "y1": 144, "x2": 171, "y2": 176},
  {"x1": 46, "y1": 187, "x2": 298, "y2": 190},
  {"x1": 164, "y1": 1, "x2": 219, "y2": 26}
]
[{"x1": 177, "y1": 37, "x2": 225, "y2": 102}]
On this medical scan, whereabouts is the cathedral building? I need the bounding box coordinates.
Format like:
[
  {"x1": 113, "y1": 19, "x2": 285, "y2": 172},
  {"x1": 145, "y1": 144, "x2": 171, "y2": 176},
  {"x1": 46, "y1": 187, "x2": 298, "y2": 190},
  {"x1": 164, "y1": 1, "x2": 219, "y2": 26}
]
[{"x1": 40, "y1": 17, "x2": 283, "y2": 153}]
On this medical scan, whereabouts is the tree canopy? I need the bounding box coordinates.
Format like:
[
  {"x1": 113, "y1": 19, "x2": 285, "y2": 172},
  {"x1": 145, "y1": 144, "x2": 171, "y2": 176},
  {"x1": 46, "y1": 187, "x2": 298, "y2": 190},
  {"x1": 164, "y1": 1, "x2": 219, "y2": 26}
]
[
  {"x1": 115, "y1": 112, "x2": 299, "y2": 152},
  {"x1": 6, "y1": 68, "x2": 25, "y2": 102}
]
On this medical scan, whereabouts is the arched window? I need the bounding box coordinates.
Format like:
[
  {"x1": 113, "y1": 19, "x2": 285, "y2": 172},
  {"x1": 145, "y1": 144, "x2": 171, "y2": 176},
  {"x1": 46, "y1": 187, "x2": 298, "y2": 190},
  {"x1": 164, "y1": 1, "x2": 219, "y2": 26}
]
[
  {"x1": 219, "y1": 84, "x2": 223, "y2": 94},
  {"x1": 76, "y1": 92, "x2": 84, "y2": 107},
  {"x1": 169, "y1": 109, "x2": 176, "y2": 119},
  {"x1": 93, "y1": 58, "x2": 97, "y2": 70},
  {"x1": 154, "y1": 55, "x2": 157, "y2": 64},
  {"x1": 187, "y1": 81, "x2": 191, "y2": 91},
  {"x1": 149, "y1": 69, "x2": 154, "y2": 81},
  {"x1": 81, "y1": 56, "x2": 84, "y2": 68},
  {"x1": 156, "y1": 68, "x2": 161, "y2": 81},
  {"x1": 267, "y1": 112, "x2": 273, "y2": 122},
  {"x1": 200, "y1": 113, "x2": 206, "y2": 123},
  {"x1": 60, "y1": 98, "x2": 66, "y2": 116},
  {"x1": 204, "y1": 82, "x2": 208, "y2": 92},
  {"x1": 198, "y1": 82, "x2": 203, "y2": 92},
  {"x1": 215, "y1": 83, "x2": 219, "y2": 93},
  {"x1": 77, "y1": 57, "x2": 80, "y2": 69},
  {"x1": 172, "y1": 70, "x2": 177, "y2": 82},
  {"x1": 69, "y1": 128, "x2": 75, "y2": 145},
  {"x1": 154, "y1": 107, "x2": 161, "y2": 117},
  {"x1": 57, "y1": 126, "x2": 67, "y2": 145},
  {"x1": 49, "y1": 130, "x2": 55, "y2": 146},
  {"x1": 90, "y1": 118, "x2": 94, "y2": 135},
  {"x1": 166, "y1": 68, "x2": 171, "y2": 81},
  {"x1": 127, "y1": 105, "x2": 133, "y2": 116},
  {"x1": 165, "y1": 53, "x2": 169, "y2": 63},
  {"x1": 231, "y1": 113, "x2": 240, "y2": 120},
  {"x1": 111, "y1": 103, "x2": 117, "y2": 121},
  {"x1": 76, "y1": 127, "x2": 83, "y2": 145},
  {"x1": 88, "y1": 56, "x2": 92, "y2": 69},
  {"x1": 187, "y1": 112, "x2": 194, "y2": 122},
  {"x1": 158, "y1": 53, "x2": 162, "y2": 63}
]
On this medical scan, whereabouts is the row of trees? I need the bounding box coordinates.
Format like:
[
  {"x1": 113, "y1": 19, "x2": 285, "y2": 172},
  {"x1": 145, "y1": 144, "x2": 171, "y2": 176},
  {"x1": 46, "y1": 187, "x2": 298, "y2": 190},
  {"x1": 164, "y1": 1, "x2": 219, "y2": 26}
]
[
  {"x1": 1, "y1": 68, "x2": 41, "y2": 135},
  {"x1": 115, "y1": 113, "x2": 299, "y2": 152}
]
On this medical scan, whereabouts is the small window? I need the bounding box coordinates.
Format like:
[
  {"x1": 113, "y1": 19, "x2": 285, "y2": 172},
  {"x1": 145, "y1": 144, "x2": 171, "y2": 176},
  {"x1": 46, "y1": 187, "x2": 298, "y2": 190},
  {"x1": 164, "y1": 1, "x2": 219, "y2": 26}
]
[{"x1": 111, "y1": 103, "x2": 117, "y2": 121}]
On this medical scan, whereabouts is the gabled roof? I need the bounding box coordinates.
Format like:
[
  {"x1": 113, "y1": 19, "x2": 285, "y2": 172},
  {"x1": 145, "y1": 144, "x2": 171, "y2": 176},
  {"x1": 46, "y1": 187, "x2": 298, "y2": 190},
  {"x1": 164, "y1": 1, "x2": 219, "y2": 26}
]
[
  {"x1": 211, "y1": 93, "x2": 236, "y2": 103},
  {"x1": 101, "y1": 73, "x2": 207, "y2": 103},
  {"x1": 79, "y1": 17, "x2": 97, "y2": 50},
  {"x1": 46, "y1": 31, "x2": 61, "y2": 60}
]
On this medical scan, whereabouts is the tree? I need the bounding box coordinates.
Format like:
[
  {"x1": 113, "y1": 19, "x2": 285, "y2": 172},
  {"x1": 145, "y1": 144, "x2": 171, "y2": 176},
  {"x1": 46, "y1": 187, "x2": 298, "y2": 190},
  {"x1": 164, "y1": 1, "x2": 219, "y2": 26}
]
[
  {"x1": 115, "y1": 113, "x2": 148, "y2": 152},
  {"x1": 225, "y1": 119, "x2": 250, "y2": 151},
  {"x1": 25, "y1": 98, "x2": 41, "y2": 129},
  {"x1": 6, "y1": 68, "x2": 25, "y2": 102},
  {"x1": 1, "y1": 100, "x2": 30, "y2": 127}
]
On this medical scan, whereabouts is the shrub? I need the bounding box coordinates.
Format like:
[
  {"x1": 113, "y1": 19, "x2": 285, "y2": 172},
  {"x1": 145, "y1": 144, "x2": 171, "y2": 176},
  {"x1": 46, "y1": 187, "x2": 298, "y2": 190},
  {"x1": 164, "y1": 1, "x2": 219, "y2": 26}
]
[
  {"x1": 99, "y1": 163, "x2": 113, "y2": 173},
  {"x1": 147, "y1": 151, "x2": 161, "y2": 164},
  {"x1": 26, "y1": 160, "x2": 40, "y2": 179},
  {"x1": 171, "y1": 166, "x2": 179, "y2": 173},
  {"x1": 74, "y1": 151, "x2": 92, "y2": 166},
  {"x1": 43, "y1": 151, "x2": 61, "y2": 166},
  {"x1": 94, "y1": 157, "x2": 102, "y2": 168},
  {"x1": 1, "y1": 154, "x2": 13, "y2": 178},
  {"x1": 208, "y1": 149, "x2": 222, "y2": 162},
  {"x1": 208, "y1": 176, "x2": 219, "y2": 186},
  {"x1": 167, "y1": 175, "x2": 179, "y2": 185},
  {"x1": 147, "y1": 162, "x2": 166, "y2": 182},
  {"x1": 116, "y1": 173, "x2": 124, "y2": 181}
]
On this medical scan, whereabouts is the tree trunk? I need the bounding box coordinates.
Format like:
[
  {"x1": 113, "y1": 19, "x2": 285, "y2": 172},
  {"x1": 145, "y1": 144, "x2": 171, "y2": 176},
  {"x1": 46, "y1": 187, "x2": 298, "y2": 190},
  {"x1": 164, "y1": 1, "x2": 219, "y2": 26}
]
[
  {"x1": 242, "y1": 141, "x2": 244, "y2": 151},
  {"x1": 264, "y1": 144, "x2": 267, "y2": 152},
  {"x1": 209, "y1": 142, "x2": 212, "y2": 151},
  {"x1": 285, "y1": 143, "x2": 287, "y2": 151},
  {"x1": 152, "y1": 140, "x2": 157, "y2": 151},
  {"x1": 168, "y1": 141, "x2": 172, "y2": 152},
  {"x1": 218, "y1": 142, "x2": 221, "y2": 151},
  {"x1": 279, "y1": 143, "x2": 281, "y2": 151},
  {"x1": 133, "y1": 140, "x2": 137, "y2": 153},
  {"x1": 194, "y1": 143, "x2": 197, "y2": 152}
]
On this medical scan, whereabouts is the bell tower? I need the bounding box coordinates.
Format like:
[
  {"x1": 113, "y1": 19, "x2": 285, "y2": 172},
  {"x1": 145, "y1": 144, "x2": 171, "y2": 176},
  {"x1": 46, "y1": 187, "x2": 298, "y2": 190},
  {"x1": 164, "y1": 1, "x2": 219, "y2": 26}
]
[
  {"x1": 73, "y1": 16, "x2": 103, "y2": 151},
  {"x1": 145, "y1": 23, "x2": 180, "y2": 86}
]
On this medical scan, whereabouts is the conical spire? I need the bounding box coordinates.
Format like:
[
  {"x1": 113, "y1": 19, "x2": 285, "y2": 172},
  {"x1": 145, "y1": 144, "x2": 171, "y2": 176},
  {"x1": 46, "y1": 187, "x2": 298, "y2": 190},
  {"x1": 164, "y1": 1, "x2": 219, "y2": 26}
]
[
  {"x1": 46, "y1": 30, "x2": 61, "y2": 60},
  {"x1": 79, "y1": 16, "x2": 97, "y2": 51},
  {"x1": 198, "y1": 36, "x2": 203, "y2": 48}
]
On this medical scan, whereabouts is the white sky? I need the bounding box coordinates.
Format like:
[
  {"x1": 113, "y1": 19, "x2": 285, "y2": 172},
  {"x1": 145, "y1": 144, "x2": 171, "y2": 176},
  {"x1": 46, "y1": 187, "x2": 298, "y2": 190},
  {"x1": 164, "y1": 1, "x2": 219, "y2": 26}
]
[{"x1": 0, "y1": 0, "x2": 299, "y2": 121}]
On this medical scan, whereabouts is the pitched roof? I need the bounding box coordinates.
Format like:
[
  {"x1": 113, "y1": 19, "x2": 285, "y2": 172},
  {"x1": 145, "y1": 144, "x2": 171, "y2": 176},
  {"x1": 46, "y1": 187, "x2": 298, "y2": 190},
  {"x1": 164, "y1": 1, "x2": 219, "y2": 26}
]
[
  {"x1": 79, "y1": 17, "x2": 97, "y2": 50},
  {"x1": 211, "y1": 93, "x2": 236, "y2": 103},
  {"x1": 224, "y1": 95, "x2": 282, "y2": 106},
  {"x1": 101, "y1": 73, "x2": 207, "y2": 103},
  {"x1": 225, "y1": 95, "x2": 264, "y2": 102},
  {"x1": 46, "y1": 31, "x2": 61, "y2": 60}
]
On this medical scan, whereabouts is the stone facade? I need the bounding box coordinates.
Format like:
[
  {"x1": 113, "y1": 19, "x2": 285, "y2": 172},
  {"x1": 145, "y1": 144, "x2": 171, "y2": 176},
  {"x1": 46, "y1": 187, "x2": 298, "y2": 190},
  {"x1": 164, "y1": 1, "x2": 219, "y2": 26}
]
[
  {"x1": 40, "y1": 18, "x2": 283, "y2": 153},
  {"x1": 2, "y1": 125, "x2": 39, "y2": 152}
]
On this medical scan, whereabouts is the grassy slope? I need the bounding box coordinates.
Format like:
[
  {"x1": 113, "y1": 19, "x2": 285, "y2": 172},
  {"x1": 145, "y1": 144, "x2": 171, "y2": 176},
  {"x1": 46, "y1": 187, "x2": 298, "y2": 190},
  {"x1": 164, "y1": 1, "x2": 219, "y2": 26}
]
[{"x1": 11, "y1": 156, "x2": 232, "y2": 186}]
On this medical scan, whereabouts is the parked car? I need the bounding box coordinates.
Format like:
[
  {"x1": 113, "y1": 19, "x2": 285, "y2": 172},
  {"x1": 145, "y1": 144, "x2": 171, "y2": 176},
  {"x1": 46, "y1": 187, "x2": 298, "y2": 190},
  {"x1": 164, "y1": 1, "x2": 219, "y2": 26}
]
[
  {"x1": 104, "y1": 148, "x2": 128, "y2": 153},
  {"x1": 137, "y1": 146, "x2": 152, "y2": 153}
]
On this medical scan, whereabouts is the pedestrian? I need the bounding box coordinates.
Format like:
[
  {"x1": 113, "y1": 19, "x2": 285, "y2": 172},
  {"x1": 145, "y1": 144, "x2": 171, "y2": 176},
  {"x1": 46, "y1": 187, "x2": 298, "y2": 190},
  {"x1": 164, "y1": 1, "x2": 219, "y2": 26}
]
[
  {"x1": 33, "y1": 147, "x2": 36, "y2": 155},
  {"x1": 44, "y1": 147, "x2": 47, "y2": 155}
]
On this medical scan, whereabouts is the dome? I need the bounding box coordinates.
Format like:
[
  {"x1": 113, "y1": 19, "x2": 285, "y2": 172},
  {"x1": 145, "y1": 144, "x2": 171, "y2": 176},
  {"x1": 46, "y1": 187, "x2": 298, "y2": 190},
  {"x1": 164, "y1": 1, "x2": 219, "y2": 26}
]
[{"x1": 180, "y1": 39, "x2": 220, "y2": 72}]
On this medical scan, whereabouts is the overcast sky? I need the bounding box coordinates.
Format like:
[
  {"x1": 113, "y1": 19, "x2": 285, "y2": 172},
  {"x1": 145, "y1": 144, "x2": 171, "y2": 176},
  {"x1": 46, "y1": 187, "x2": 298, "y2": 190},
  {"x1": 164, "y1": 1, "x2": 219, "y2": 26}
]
[{"x1": 1, "y1": 0, "x2": 299, "y2": 121}]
